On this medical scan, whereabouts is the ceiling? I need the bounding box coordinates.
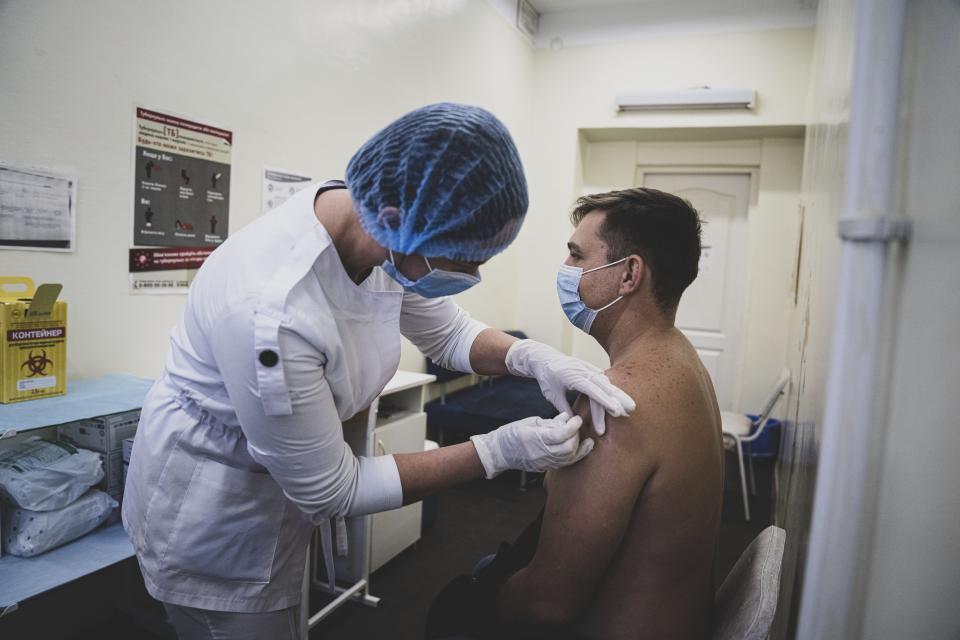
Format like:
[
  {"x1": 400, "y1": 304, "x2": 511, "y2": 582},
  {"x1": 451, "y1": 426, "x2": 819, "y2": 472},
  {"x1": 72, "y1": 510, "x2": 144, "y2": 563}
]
[
  {"x1": 488, "y1": 0, "x2": 818, "y2": 48},
  {"x1": 528, "y1": 0, "x2": 663, "y2": 11}
]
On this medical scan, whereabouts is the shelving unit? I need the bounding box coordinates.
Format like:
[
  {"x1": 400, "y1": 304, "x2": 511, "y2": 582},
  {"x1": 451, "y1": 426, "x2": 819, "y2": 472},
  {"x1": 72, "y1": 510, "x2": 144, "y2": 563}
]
[
  {"x1": 0, "y1": 374, "x2": 153, "y2": 618},
  {"x1": 0, "y1": 522, "x2": 131, "y2": 617},
  {"x1": 0, "y1": 375, "x2": 153, "y2": 436},
  {"x1": 1, "y1": 371, "x2": 435, "y2": 632}
]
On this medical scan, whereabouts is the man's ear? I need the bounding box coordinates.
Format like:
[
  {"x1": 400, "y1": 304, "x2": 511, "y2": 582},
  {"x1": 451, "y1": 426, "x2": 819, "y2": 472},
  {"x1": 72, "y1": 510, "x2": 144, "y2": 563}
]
[{"x1": 619, "y1": 255, "x2": 645, "y2": 295}]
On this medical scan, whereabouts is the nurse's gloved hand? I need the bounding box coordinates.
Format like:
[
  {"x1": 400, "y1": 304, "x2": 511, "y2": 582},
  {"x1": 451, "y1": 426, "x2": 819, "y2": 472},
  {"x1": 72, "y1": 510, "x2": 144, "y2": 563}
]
[
  {"x1": 470, "y1": 413, "x2": 592, "y2": 479},
  {"x1": 504, "y1": 339, "x2": 636, "y2": 436}
]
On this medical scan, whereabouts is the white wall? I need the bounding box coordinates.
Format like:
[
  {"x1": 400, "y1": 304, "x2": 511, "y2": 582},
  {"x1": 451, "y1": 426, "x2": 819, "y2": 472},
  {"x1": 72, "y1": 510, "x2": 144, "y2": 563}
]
[
  {"x1": 533, "y1": 0, "x2": 817, "y2": 49},
  {"x1": 776, "y1": 1, "x2": 960, "y2": 637},
  {"x1": 769, "y1": 1, "x2": 856, "y2": 635},
  {"x1": 516, "y1": 28, "x2": 813, "y2": 398},
  {"x1": 860, "y1": 0, "x2": 960, "y2": 637},
  {"x1": 0, "y1": 0, "x2": 534, "y2": 378},
  {"x1": 0, "y1": 2, "x2": 817, "y2": 387}
]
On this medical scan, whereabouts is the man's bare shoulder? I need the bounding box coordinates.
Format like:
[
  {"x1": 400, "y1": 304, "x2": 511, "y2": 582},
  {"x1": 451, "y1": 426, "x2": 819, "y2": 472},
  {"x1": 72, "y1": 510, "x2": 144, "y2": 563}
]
[
  {"x1": 562, "y1": 330, "x2": 719, "y2": 493},
  {"x1": 598, "y1": 331, "x2": 718, "y2": 444}
]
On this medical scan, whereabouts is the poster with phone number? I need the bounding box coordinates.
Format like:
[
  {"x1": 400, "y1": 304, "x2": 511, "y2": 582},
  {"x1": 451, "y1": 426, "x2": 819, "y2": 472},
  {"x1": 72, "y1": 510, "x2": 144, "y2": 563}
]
[{"x1": 129, "y1": 106, "x2": 232, "y2": 294}]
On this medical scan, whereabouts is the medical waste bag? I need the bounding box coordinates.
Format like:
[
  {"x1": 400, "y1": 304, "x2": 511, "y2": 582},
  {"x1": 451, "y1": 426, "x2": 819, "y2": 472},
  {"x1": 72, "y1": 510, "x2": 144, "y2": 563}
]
[
  {"x1": 0, "y1": 437, "x2": 104, "y2": 511},
  {"x1": 2, "y1": 488, "x2": 117, "y2": 557}
]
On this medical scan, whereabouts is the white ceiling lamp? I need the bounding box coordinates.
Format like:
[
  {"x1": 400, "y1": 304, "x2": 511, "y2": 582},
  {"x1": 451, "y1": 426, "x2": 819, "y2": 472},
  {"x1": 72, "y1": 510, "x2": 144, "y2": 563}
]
[{"x1": 616, "y1": 87, "x2": 756, "y2": 111}]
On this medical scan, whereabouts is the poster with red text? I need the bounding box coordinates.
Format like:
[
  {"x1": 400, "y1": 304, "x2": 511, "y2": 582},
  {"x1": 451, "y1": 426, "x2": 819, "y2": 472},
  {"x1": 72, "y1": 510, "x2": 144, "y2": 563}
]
[{"x1": 129, "y1": 106, "x2": 232, "y2": 294}]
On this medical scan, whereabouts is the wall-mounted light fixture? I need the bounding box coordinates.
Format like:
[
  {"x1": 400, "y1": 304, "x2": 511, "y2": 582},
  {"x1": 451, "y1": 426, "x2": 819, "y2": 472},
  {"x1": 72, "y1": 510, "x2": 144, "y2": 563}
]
[{"x1": 616, "y1": 87, "x2": 756, "y2": 111}]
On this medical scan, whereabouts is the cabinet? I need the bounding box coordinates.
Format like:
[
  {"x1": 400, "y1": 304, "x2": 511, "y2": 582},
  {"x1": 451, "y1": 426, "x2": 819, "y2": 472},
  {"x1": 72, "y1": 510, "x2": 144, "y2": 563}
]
[
  {"x1": 306, "y1": 370, "x2": 435, "y2": 632},
  {"x1": 370, "y1": 411, "x2": 426, "y2": 571}
]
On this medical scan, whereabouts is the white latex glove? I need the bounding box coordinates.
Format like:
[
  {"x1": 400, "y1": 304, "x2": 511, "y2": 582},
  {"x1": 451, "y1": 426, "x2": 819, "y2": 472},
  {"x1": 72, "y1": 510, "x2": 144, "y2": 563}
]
[
  {"x1": 505, "y1": 339, "x2": 636, "y2": 436},
  {"x1": 471, "y1": 413, "x2": 593, "y2": 479}
]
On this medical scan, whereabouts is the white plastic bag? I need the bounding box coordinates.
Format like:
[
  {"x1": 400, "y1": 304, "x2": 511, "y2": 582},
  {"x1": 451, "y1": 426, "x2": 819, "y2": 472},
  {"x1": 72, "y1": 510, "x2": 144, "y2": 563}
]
[
  {"x1": 2, "y1": 489, "x2": 117, "y2": 557},
  {"x1": 0, "y1": 437, "x2": 104, "y2": 511}
]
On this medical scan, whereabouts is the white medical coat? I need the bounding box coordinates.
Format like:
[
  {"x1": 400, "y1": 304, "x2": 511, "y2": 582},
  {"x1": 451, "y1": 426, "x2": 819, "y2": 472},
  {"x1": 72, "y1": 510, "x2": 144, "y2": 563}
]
[{"x1": 122, "y1": 182, "x2": 487, "y2": 612}]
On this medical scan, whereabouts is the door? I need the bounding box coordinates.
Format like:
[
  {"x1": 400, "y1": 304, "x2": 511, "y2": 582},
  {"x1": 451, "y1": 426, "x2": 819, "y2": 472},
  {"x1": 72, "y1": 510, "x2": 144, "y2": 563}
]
[{"x1": 640, "y1": 171, "x2": 751, "y2": 411}]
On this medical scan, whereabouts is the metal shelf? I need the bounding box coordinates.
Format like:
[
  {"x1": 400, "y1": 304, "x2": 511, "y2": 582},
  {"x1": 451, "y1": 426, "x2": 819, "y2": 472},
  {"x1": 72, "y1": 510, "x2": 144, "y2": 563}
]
[
  {"x1": 0, "y1": 522, "x2": 134, "y2": 616},
  {"x1": 0, "y1": 374, "x2": 151, "y2": 617},
  {"x1": 0, "y1": 374, "x2": 153, "y2": 436}
]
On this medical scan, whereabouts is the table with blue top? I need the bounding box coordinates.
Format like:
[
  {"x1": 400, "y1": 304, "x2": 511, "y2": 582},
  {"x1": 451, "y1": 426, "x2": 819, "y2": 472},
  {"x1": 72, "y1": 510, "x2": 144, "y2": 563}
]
[{"x1": 0, "y1": 374, "x2": 154, "y2": 618}]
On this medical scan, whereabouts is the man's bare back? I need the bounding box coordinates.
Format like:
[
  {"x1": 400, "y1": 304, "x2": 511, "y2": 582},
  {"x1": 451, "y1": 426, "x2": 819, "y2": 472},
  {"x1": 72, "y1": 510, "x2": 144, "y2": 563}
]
[
  {"x1": 488, "y1": 187, "x2": 717, "y2": 639},
  {"x1": 498, "y1": 328, "x2": 723, "y2": 640},
  {"x1": 572, "y1": 328, "x2": 722, "y2": 639}
]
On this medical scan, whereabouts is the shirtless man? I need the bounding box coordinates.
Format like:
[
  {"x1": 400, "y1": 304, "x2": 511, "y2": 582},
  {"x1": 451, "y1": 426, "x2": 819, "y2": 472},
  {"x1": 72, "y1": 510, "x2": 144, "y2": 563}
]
[
  {"x1": 423, "y1": 188, "x2": 722, "y2": 640},
  {"x1": 427, "y1": 189, "x2": 723, "y2": 640},
  {"x1": 493, "y1": 188, "x2": 724, "y2": 639}
]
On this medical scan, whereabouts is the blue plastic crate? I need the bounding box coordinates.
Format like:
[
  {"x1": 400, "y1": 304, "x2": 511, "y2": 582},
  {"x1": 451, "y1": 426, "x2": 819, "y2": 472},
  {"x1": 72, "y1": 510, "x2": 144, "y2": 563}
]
[{"x1": 745, "y1": 414, "x2": 782, "y2": 458}]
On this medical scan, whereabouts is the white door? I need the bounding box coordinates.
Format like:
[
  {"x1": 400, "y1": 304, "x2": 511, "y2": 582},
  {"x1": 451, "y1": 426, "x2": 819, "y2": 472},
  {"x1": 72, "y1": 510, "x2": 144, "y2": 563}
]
[{"x1": 640, "y1": 171, "x2": 750, "y2": 411}]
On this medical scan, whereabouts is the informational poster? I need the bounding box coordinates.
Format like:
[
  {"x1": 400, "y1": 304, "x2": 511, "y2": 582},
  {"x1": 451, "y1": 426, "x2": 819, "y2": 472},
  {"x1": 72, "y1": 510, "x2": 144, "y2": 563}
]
[
  {"x1": 129, "y1": 246, "x2": 216, "y2": 293},
  {"x1": 129, "y1": 106, "x2": 232, "y2": 294},
  {"x1": 0, "y1": 163, "x2": 77, "y2": 252},
  {"x1": 263, "y1": 167, "x2": 313, "y2": 214}
]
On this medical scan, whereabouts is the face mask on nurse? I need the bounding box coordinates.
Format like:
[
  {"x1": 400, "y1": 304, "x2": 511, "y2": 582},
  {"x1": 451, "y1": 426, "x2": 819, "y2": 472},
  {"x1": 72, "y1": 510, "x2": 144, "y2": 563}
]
[
  {"x1": 557, "y1": 257, "x2": 628, "y2": 334},
  {"x1": 382, "y1": 250, "x2": 481, "y2": 298}
]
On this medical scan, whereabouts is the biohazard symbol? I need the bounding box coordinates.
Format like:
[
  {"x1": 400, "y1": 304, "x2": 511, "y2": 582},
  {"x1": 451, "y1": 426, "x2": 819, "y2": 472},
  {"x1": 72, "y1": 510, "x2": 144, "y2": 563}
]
[{"x1": 21, "y1": 350, "x2": 53, "y2": 377}]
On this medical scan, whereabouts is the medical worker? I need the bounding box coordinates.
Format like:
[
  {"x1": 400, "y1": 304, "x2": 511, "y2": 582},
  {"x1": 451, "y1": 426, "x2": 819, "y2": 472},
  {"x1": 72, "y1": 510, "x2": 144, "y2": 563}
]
[{"x1": 122, "y1": 103, "x2": 635, "y2": 639}]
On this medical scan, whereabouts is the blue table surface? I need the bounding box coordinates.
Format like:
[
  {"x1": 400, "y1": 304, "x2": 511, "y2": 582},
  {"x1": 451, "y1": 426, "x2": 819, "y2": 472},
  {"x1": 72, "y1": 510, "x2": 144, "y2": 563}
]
[
  {"x1": 0, "y1": 374, "x2": 154, "y2": 431},
  {"x1": 0, "y1": 522, "x2": 134, "y2": 609}
]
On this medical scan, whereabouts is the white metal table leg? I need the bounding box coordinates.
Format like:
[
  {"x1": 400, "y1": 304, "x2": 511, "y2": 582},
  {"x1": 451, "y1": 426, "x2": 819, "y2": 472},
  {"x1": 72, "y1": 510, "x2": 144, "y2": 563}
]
[
  {"x1": 308, "y1": 580, "x2": 371, "y2": 627},
  {"x1": 735, "y1": 437, "x2": 751, "y2": 521},
  {"x1": 301, "y1": 543, "x2": 310, "y2": 639}
]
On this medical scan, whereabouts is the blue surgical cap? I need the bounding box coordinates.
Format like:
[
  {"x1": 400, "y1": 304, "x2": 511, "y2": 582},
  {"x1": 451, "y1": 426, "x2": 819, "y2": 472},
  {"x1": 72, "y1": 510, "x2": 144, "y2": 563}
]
[{"x1": 346, "y1": 103, "x2": 528, "y2": 263}]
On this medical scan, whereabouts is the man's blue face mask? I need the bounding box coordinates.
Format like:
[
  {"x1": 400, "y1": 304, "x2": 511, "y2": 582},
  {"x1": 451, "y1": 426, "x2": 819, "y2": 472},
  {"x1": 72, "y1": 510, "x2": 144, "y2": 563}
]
[
  {"x1": 383, "y1": 250, "x2": 481, "y2": 298},
  {"x1": 556, "y1": 257, "x2": 627, "y2": 334}
]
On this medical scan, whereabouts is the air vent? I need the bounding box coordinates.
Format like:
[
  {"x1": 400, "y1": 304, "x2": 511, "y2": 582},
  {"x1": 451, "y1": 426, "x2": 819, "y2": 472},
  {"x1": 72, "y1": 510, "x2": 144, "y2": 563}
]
[{"x1": 516, "y1": 0, "x2": 540, "y2": 38}]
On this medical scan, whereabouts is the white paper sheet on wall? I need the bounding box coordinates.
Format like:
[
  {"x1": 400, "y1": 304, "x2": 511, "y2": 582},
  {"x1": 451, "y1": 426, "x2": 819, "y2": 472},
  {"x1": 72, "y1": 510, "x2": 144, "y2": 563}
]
[
  {"x1": 262, "y1": 167, "x2": 313, "y2": 214},
  {"x1": 0, "y1": 163, "x2": 77, "y2": 252}
]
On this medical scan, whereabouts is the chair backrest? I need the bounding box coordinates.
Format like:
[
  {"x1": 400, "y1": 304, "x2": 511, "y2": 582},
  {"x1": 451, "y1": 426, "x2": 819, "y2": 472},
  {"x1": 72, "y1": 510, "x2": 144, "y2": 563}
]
[
  {"x1": 712, "y1": 525, "x2": 787, "y2": 640},
  {"x1": 752, "y1": 368, "x2": 791, "y2": 434}
]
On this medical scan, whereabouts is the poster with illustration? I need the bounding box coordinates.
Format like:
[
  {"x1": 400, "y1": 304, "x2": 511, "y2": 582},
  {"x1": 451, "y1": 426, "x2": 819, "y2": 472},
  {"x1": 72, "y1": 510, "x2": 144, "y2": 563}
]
[{"x1": 129, "y1": 106, "x2": 232, "y2": 293}]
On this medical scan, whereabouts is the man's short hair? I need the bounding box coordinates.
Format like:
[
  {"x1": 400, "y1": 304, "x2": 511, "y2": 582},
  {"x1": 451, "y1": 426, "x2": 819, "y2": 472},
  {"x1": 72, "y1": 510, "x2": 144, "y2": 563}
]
[{"x1": 571, "y1": 188, "x2": 702, "y2": 310}]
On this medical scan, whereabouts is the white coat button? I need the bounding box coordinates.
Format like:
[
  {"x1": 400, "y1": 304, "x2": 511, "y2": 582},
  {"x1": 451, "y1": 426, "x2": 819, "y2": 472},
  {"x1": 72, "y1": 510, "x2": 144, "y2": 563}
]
[{"x1": 259, "y1": 350, "x2": 279, "y2": 367}]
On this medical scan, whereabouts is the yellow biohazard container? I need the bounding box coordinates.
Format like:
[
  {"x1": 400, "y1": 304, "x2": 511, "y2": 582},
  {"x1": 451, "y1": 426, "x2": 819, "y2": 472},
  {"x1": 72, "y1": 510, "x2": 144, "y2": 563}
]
[{"x1": 0, "y1": 277, "x2": 67, "y2": 403}]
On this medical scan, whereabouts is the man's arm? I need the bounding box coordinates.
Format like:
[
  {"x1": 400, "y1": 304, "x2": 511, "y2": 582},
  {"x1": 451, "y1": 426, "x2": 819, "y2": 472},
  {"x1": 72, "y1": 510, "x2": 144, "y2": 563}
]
[{"x1": 496, "y1": 383, "x2": 655, "y2": 632}]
